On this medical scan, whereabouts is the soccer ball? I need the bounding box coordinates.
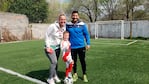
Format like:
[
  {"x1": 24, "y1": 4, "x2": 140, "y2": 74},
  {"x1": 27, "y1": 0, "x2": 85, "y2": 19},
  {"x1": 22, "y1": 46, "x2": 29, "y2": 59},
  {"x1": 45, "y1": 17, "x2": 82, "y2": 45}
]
[{"x1": 64, "y1": 77, "x2": 73, "y2": 84}]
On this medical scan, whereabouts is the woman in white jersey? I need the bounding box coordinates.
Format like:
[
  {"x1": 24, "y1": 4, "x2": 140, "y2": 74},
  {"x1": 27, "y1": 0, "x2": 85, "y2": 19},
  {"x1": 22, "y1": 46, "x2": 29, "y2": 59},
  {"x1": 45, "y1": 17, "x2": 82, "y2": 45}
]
[{"x1": 45, "y1": 14, "x2": 66, "y2": 84}]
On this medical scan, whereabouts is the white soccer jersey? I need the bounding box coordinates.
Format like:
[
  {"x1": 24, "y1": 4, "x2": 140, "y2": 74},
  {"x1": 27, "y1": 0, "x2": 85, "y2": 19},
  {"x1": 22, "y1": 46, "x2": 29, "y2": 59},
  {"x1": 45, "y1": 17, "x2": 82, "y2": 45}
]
[
  {"x1": 60, "y1": 40, "x2": 72, "y2": 63},
  {"x1": 45, "y1": 22, "x2": 66, "y2": 49}
]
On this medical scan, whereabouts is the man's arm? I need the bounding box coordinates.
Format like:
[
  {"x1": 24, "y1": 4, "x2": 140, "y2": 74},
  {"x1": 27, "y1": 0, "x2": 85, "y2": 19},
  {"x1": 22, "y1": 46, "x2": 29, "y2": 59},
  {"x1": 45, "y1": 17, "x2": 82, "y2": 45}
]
[{"x1": 82, "y1": 23, "x2": 90, "y2": 50}]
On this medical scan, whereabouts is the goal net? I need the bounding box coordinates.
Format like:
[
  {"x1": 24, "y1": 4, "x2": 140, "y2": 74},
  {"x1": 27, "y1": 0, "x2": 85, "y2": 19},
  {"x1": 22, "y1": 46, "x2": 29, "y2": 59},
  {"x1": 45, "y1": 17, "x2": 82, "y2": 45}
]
[{"x1": 88, "y1": 20, "x2": 124, "y2": 40}]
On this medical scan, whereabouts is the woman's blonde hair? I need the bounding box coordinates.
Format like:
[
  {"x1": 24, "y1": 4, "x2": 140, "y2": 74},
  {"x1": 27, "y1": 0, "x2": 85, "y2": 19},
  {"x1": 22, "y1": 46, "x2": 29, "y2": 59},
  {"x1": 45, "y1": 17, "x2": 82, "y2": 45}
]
[{"x1": 58, "y1": 13, "x2": 66, "y2": 19}]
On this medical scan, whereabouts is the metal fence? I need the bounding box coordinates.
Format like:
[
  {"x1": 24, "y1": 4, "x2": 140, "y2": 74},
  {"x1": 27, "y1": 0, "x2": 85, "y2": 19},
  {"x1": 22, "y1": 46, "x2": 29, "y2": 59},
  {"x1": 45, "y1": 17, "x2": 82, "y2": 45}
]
[
  {"x1": 0, "y1": 20, "x2": 149, "y2": 43},
  {"x1": 87, "y1": 20, "x2": 149, "y2": 39}
]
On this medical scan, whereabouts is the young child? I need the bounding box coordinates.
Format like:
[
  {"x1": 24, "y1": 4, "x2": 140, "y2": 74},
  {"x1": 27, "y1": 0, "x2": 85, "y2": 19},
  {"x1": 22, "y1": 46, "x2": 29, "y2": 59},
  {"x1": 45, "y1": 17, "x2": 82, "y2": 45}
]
[{"x1": 60, "y1": 31, "x2": 73, "y2": 82}]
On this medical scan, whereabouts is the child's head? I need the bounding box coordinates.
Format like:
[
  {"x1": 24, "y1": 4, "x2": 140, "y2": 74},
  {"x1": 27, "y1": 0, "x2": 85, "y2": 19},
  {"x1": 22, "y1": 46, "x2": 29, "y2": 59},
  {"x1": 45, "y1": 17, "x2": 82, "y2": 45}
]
[{"x1": 63, "y1": 31, "x2": 69, "y2": 41}]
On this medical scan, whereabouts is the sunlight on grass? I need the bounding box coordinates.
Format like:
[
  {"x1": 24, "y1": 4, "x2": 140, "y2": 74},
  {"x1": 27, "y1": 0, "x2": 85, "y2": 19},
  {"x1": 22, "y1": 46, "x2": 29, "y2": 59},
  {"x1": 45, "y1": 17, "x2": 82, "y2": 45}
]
[{"x1": 0, "y1": 39, "x2": 149, "y2": 84}]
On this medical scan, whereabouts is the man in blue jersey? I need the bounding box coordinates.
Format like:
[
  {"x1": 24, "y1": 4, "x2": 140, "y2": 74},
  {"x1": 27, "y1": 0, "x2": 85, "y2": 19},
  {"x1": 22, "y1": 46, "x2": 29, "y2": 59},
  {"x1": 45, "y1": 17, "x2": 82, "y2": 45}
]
[{"x1": 66, "y1": 11, "x2": 90, "y2": 82}]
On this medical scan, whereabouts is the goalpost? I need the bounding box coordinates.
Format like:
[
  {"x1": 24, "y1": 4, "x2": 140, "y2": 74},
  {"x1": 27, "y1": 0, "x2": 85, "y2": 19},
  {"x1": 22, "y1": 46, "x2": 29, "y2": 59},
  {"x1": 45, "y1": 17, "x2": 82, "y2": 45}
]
[{"x1": 90, "y1": 20, "x2": 124, "y2": 40}]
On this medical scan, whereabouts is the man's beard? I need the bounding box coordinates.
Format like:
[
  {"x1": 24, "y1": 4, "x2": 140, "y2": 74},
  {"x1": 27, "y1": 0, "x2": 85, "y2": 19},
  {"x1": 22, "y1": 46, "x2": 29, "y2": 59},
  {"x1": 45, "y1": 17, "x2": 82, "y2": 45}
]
[{"x1": 72, "y1": 18, "x2": 78, "y2": 23}]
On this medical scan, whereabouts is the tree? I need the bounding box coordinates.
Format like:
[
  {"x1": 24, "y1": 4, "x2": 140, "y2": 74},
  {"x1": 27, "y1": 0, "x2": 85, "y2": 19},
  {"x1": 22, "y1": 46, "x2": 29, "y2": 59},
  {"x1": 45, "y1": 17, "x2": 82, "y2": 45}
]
[
  {"x1": 67, "y1": 0, "x2": 101, "y2": 22},
  {"x1": 116, "y1": 0, "x2": 146, "y2": 38},
  {"x1": 67, "y1": 0, "x2": 121, "y2": 22},
  {"x1": 119, "y1": 0, "x2": 145, "y2": 20},
  {"x1": 78, "y1": 0, "x2": 100, "y2": 22},
  {"x1": 99, "y1": 0, "x2": 120, "y2": 20},
  {"x1": 47, "y1": 0, "x2": 63, "y2": 23},
  {"x1": 8, "y1": 0, "x2": 48, "y2": 23},
  {"x1": 143, "y1": 0, "x2": 149, "y2": 20},
  {"x1": 45, "y1": 0, "x2": 70, "y2": 23},
  {"x1": 0, "y1": 0, "x2": 13, "y2": 11},
  {"x1": 67, "y1": 0, "x2": 148, "y2": 22},
  {"x1": 133, "y1": 10, "x2": 147, "y2": 20},
  {"x1": 144, "y1": 0, "x2": 149, "y2": 13}
]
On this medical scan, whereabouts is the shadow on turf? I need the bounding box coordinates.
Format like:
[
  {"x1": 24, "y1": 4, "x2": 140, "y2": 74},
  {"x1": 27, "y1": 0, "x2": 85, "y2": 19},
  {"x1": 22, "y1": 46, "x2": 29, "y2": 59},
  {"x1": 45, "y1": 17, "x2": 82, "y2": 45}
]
[{"x1": 26, "y1": 69, "x2": 65, "y2": 83}]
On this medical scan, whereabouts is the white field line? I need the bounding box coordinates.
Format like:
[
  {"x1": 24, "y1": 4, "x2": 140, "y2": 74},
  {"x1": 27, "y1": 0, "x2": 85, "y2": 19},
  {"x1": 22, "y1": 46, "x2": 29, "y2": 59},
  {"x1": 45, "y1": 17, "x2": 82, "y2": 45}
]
[
  {"x1": 92, "y1": 40, "x2": 138, "y2": 46},
  {"x1": 0, "y1": 40, "x2": 39, "y2": 44},
  {"x1": 91, "y1": 42, "x2": 127, "y2": 45},
  {"x1": 0, "y1": 40, "x2": 33, "y2": 44},
  {"x1": 0, "y1": 67, "x2": 47, "y2": 84},
  {"x1": 126, "y1": 40, "x2": 138, "y2": 45}
]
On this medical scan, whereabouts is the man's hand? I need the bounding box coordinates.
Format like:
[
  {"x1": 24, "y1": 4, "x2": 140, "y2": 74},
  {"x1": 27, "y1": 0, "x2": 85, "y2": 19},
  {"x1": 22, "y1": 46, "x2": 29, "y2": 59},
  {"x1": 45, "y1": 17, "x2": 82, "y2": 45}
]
[
  {"x1": 46, "y1": 48, "x2": 54, "y2": 54},
  {"x1": 86, "y1": 45, "x2": 90, "y2": 50}
]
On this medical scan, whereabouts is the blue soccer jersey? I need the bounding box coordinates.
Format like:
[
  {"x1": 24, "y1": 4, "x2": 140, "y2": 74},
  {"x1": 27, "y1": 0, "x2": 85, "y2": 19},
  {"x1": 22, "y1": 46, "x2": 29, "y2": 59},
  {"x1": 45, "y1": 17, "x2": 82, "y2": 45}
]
[{"x1": 66, "y1": 21, "x2": 90, "y2": 49}]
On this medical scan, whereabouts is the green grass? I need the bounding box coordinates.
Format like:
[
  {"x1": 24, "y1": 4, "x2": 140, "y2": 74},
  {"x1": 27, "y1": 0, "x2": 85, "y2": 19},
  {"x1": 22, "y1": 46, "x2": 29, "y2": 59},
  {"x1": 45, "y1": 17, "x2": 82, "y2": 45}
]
[
  {"x1": 0, "y1": 71, "x2": 34, "y2": 84},
  {"x1": 0, "y1": 39, "x2": 149, "y2": 84}
]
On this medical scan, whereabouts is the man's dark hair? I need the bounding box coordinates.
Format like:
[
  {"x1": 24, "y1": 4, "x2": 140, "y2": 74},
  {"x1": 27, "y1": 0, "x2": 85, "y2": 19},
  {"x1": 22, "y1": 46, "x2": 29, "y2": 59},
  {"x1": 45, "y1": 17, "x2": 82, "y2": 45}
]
[{"x1": 72, "y1": 11, "x2": 78, "y2": 14}]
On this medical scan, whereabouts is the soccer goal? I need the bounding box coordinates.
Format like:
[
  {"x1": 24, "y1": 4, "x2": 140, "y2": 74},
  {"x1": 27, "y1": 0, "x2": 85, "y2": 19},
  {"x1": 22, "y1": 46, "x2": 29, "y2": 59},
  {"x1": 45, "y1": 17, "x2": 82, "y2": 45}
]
[{"x1": 88, "y1": 20, "x2": 124, "y2": 40}]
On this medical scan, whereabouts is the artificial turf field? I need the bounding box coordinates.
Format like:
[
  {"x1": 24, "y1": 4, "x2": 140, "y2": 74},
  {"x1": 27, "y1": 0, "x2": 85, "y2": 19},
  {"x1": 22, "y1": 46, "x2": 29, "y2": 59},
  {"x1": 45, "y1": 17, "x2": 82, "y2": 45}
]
[{"x1": 0, "y1": 39, "x2": 149, "y2": 84}]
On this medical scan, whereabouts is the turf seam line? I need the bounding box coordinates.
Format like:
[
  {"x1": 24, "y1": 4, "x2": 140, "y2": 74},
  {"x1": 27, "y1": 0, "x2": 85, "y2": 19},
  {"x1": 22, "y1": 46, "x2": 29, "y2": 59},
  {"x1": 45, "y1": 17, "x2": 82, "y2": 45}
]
[
  {"x1": 0, "y1": 67, "x2": 47, "y2": 84},
  {"x1": 126, "y1": 40, "x2": 138, "y2": 45}
]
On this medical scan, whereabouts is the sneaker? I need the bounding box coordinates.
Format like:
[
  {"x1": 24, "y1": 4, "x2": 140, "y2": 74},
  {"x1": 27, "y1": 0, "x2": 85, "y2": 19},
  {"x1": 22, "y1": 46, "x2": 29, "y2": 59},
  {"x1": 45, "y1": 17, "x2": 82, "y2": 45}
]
[
  {"x1": 47, "y1": 78, "x2": 55, "y2": 84},
  {"x1": 72, "y1": 73, "x2": 78, "y2": 82},
  {"x1": 83, "y1": 75, "x2": 88, "y2": 82},
  {"x1": 54, "y1": 76, "x2": 61, "y2": 83}
]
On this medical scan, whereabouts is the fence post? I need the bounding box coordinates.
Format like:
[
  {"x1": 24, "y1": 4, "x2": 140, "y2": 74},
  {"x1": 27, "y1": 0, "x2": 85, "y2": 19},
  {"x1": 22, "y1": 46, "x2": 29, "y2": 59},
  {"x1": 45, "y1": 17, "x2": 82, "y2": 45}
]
[
  {"x1": 121, "y1": 20, "x2": 124, "y2": 40},
  {"x1": 0, "y1": 27, "x2": 1, "y2": 42},
  {"x1": 29, "y1": 24, "x2": 32, "y2": 40},
  {"x1": 0, "y1": 27, "x2": 3, "y2": 43}
]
